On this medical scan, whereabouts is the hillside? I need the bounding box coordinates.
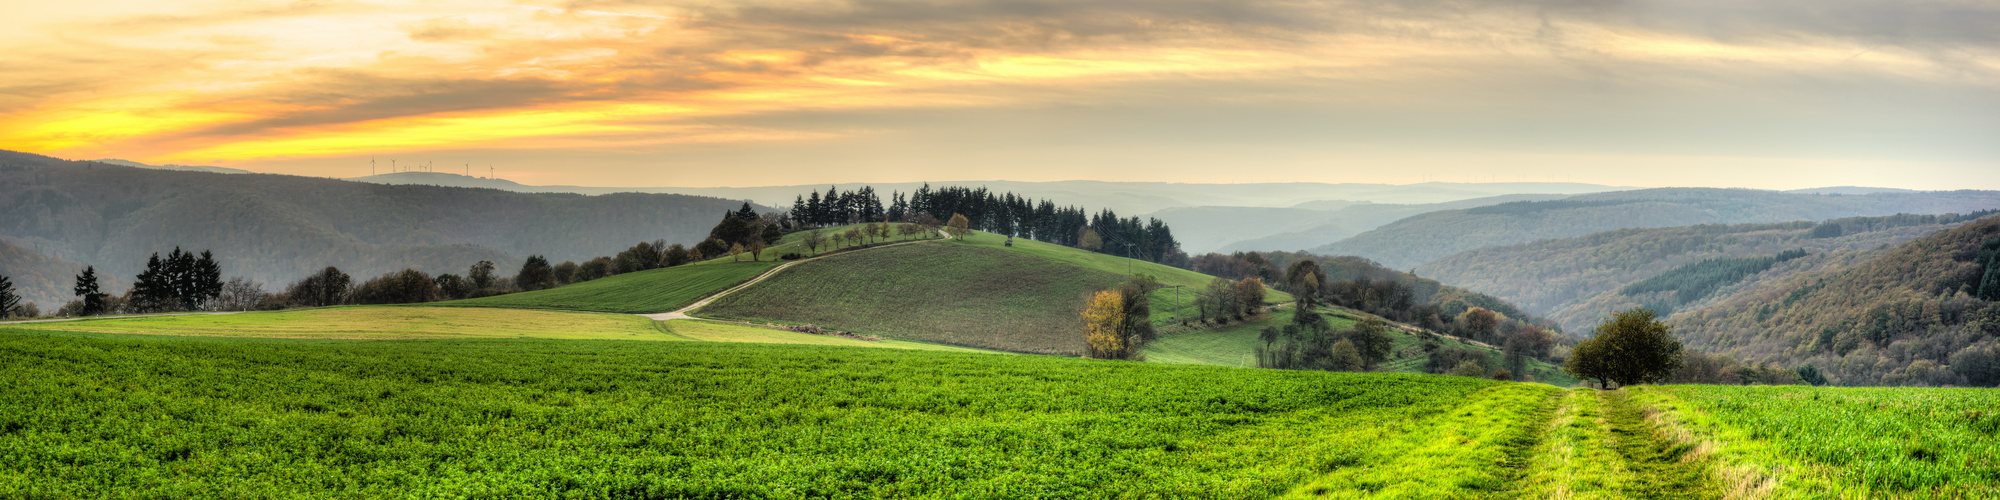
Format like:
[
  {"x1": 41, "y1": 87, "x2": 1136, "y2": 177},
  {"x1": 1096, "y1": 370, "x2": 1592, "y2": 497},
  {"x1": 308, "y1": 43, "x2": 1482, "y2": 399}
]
[
  {"x1": 1663, "y1": 215, "x2": 2000, "y2": 387},
  {"x1": 1417, "y1": 212, "x2": 1993, "y2": 333},
  {"x1": 693, "y1": 229, "x2": 1287, "y2": 354},
  {"x1": 0, "y1": 240, "x2": 115, "y2": 311},
  {"x1": 1215, "y1": 194, "x2": 1571, "y2": 253},
  {"x1": 1143, "y1": 305, "x2": 1580, "y2": 385},
  {"x1": 1314, "y1": 188, "x2": 2000, "y2": 270},
  {"x1": 0, "y1": 150, "x2": 757, "y2": 309}
]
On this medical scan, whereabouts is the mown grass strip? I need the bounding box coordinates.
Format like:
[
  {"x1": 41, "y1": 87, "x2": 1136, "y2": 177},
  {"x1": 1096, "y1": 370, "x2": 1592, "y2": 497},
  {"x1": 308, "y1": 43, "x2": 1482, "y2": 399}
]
[
  {"x1": 1601, "y1": 389, "x2": 1723, "y2": 499},
  {"x1": 1517, "y1": 389, "x2": 1629, "y2": 499}
]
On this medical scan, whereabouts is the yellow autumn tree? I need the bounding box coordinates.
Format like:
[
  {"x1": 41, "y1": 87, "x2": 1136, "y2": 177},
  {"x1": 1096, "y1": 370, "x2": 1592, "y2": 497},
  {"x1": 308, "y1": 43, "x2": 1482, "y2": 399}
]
[
  {"x1": 947, "y1": 213, "x2": 970, "y2": 240},
  {"x1": 1082, "y1": 290, "x2": 1127, "y2": 359}
]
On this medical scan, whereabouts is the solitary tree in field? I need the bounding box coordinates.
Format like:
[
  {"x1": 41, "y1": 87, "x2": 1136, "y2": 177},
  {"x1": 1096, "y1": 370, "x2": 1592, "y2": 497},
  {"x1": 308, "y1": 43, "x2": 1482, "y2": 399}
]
[
  {"x1": 1565, "y1": 308, "x2": 1685, "y2": 388},
  {"x1": 1082, "y1": 290, "x2": 1129, "y2": 359},
  {"x1": 947, "y1": 213, "x2": 970, "y2": 239},
  {"x1": 729, "y1": 243, "x2": 747, "y2": 262}
]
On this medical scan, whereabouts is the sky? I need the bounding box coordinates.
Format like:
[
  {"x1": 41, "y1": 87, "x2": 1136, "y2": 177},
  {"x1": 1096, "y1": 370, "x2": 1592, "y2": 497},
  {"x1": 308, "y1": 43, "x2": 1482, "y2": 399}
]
[{"x1": 1, "y1": 0, "x2": 1996, "y2": 189}]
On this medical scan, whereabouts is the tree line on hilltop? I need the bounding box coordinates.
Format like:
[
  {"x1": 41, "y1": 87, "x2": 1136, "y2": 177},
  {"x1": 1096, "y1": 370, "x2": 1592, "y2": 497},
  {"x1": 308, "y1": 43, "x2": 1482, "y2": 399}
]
[{"x1": 786, "y1": 184, "x2": 1185, "y2": 266}]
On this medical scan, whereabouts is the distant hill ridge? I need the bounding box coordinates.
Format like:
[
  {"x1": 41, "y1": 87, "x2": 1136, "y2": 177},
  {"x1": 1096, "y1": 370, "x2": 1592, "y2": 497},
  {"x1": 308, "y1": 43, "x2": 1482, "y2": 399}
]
[
  {"x1": 1316, "y1": 187, "x2": 2000, "y2": 270},
  {"x1": 1417, "y1": 211, "x2": 1998, "y2": 333},
  {"x1": 0, "y1": 150, "x2": 760, "y2": 310}
]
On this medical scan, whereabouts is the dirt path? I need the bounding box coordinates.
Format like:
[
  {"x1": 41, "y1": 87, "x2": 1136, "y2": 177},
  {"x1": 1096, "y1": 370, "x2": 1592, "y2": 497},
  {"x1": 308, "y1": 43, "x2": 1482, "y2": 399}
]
[
  {"x1": 0, "y1": 311, "x2": 243, "y2": 325},
  {"x1": 640, "y1": 234, "x2": 945, "y2": 321}
]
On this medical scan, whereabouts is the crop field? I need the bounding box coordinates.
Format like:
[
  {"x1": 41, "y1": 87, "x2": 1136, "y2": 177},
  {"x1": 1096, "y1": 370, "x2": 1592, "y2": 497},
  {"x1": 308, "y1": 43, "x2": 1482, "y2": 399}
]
[
  {"x1": 442, "y1": 261, "x2": 780, "y2": 313},
  {"x1": 699, "y1": 242, "x2": 1124, "y2": 354},
  {"x1": 8, "y1": 306, "x2": 673, "y2": 340},
  {"x1": 0, "y1": 330, "x2": 1559, "y2": 498},
  {"x1": 1630, "y1": 385, "x2": 2000, "y2": 498}
]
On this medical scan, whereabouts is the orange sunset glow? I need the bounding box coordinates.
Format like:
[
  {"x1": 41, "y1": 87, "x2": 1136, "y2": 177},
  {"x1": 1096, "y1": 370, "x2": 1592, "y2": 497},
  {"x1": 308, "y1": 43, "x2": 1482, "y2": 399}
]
[{"x1": 2, "y1": 0, "x2": 1995, "y2": 188}]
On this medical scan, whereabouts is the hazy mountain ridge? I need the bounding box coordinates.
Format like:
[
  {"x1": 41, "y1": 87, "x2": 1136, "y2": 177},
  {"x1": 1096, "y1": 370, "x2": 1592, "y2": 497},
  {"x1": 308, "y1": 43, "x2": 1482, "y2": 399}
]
[
  {"x1": 1314, "y1": 188, "x2": 2000, "y2": 270},
  {"x1": 91, "y1": 159, "x2": 252, "y2": 175},
  {"x1": 0, "y1": 151, "x2": 759, "y2": 309},
  {"x1": 1416, "y1": 213, "x2": 1991, "y2": 333},
  {"x1": 1213, "y1": 194, "x2": 1574, "y2": 253}
]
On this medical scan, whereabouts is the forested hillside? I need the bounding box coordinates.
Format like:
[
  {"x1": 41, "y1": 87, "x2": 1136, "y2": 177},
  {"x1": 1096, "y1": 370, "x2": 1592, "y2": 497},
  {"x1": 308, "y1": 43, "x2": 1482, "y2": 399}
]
[
  {"x1": 1669, "y1": 216, "x2": 2000, "y2": 386},
  {"x1": 1417, "y1": 212, "x2": 1992, "y2": 332},
  {"x1": 0, "y1": 150, "x2": 754, "y2": 309},
  {"x1": 1316, "y1": 188, "x2": 2000, "y2": 270}
]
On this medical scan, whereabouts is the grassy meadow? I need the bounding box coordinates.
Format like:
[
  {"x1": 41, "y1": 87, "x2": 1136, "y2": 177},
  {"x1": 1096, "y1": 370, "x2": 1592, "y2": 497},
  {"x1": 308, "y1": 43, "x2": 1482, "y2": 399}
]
[
  {"x1": 0, "y1": 330, "x2": 1553, "y2": 498},
  {"x1": 699, "y1": 242, "x2": 1125, "y2": 355},
  {"x1": 1631, "y1": 385, "x2": 2000, "y2": 498},
  {"x1": 442, "y1": 261, "x2": 781, "y2": 313},
  {"x1": 948, "y1": 230, "x2": 1292, "y2": 326}
]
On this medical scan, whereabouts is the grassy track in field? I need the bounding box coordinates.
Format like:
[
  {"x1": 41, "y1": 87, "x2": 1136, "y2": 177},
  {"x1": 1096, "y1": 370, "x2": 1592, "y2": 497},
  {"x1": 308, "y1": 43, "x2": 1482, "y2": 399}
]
[
  {"x1": 699, "y1": 242, "x2": 1123, "y2": 354},
  {"x1": 8, "y1": 306, "x2": 675, "y2": 340},
  {"x1": 0, "y1": 330, "x2": 1550, "y2": 498},
  {"x1": 440, "y1": 261, "x2": 780, "y2": 313},
  {"x1": 1518, "y1": 389, "x2": 1629, "y2": 499}
]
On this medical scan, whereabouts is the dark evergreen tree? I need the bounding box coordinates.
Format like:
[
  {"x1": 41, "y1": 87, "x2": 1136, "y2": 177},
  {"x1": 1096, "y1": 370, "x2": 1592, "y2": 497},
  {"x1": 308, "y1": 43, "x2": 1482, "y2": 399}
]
[
  {"x1": 0, "y1": 274, "x2": 19, "y2": 319},
  {"x1": 73, "y1": 266, "x2": 106, "y2": 316},
  {"x1": 518, "y1": 255, "x2": 555, "y2": 291}
]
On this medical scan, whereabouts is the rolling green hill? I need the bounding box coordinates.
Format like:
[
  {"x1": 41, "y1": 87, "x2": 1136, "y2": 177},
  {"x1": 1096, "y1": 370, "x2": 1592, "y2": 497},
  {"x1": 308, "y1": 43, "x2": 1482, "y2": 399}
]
[{"x1": 696, "y1": 230, "x2": 1287, "y2": 354}]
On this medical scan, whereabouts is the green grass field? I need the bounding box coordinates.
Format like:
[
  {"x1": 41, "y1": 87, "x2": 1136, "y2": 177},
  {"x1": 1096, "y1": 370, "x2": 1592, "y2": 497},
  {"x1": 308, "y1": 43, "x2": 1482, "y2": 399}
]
[
  {"x1": 700, "y1": 242, "x2": 1124, "y2": 354},
  {"x1": 442, "y1": 261, "x2": 781, "y2": 313},
  {"x1": 1629, "y1": 385, "x2": 2000, "y2": 498},
  {"x1": 0, "y1": 330, "x2": 1555, "y2": 498},
  {"x1": 5, "y1": 324, "x2": 1995, "y2": 497}
]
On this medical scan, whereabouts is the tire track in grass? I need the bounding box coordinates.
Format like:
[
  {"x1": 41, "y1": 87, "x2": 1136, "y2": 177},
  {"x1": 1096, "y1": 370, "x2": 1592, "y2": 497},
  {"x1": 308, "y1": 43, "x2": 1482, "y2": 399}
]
[{"x1": 1600, "y1": 389, "x2": 1723, "y2": 499}]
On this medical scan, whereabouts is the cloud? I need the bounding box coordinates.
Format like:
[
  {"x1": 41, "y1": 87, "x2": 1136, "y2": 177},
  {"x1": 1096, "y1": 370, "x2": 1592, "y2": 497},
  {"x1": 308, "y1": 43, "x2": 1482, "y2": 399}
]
[{"x1": 0, "y1": 0, "x2": 1993, "y2": 188}]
